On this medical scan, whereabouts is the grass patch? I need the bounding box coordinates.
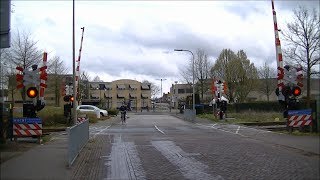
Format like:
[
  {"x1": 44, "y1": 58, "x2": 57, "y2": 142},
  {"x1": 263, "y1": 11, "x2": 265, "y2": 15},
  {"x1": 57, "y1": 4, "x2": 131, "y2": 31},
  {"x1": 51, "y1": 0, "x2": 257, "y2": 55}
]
[
  {"x1": 79, "y1": 112, "x2": 110, "y2": 124},
  {"x1": 41, "y1": 135, "x2": 52, "y2": 143},
  {"x1": 197, "y1": 111, "x2": 285, "y2": 123}
]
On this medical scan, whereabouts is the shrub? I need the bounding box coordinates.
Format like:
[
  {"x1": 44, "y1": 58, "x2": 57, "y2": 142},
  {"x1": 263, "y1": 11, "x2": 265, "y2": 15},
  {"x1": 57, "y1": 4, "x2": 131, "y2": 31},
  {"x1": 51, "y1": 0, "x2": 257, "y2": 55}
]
[
  {"x1": 37, "y1": 106, "x2": 67, "y2": 126},
  {"x1": 107, "y1": 108, "x2": 119, "y2": 116},
  {"x1": 85, "y1": 113, "x2": 98, "y2": 123}
]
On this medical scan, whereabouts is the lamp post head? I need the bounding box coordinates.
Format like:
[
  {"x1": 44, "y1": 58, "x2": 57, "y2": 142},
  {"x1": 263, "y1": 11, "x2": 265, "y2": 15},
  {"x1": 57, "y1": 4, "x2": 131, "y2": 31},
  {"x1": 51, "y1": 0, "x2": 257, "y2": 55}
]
[{"x1": 174, "y1": 49, "x2": 183, "y2": 51}]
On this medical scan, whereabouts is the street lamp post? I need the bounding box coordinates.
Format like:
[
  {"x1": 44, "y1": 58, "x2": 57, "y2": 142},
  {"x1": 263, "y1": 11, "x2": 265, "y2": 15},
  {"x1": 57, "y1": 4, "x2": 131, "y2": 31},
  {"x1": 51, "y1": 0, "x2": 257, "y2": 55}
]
[{"x1": 174, "y1": 49, "x2": 195, "y2": 121}]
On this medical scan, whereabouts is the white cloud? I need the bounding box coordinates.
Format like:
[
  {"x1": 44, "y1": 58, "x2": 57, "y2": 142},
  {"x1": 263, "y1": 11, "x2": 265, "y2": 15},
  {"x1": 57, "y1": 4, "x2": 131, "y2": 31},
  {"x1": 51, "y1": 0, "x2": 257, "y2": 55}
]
[{"x1": 9, "y1": 1, "x2": 319, "y2": 96}]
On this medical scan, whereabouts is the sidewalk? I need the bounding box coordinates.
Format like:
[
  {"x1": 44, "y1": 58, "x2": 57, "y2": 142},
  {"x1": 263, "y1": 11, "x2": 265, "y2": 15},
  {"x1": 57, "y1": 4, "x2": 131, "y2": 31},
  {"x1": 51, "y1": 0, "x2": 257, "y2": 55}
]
[
  {"x1": 1, "y1": 132, "x2": 70, "y2": 180},
  {"x1": 0, "y1": 116, "x2": 119, "y2": 180}
]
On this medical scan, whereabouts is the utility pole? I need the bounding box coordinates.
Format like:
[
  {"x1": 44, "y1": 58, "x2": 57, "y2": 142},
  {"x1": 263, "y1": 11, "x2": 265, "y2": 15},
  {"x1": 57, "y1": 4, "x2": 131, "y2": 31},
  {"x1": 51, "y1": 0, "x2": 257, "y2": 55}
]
[
  {"x1": 156, "y1": 78, "x2": 167, "y2": 103},
  {"x1": 72, "y1": 0, "x2": 77, "y2": 125}
]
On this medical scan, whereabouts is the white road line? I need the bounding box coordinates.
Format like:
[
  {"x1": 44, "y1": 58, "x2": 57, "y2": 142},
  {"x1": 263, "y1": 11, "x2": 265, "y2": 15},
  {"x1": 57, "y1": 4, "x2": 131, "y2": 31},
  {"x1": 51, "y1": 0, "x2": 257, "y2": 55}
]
[
  {"x1": 236, "y1": 126, "x2": 240, "y2": 134},
  {"x1": 91, "y1": 125, "x2": 111, "y2": 139},
  {"x1": 151, "y1": 141, "x2": 223, "y2": 180},
  {"x1": 196, "y1": 123, "x2": 212, "y2": 128},
  {"x1": 241, "y1": 125, "x2": 273, "y2": 133},
  {"x1": 154, "y1": 125, "x2": 165, "y2": 135}
]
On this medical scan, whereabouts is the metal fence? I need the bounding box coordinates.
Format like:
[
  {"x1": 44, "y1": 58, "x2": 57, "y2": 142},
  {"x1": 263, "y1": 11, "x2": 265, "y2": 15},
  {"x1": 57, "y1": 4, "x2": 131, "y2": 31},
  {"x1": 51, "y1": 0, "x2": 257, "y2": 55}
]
[{"x1": 67, "y1": 119, "x2": 89, "y2": 167}]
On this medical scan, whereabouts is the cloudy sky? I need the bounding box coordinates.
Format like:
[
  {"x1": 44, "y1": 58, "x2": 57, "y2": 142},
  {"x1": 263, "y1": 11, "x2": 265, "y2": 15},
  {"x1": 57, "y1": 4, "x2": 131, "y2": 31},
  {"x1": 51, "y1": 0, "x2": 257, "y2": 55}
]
[{"x1": 10, "y1": 0, "x2": 319, "y2": 96}]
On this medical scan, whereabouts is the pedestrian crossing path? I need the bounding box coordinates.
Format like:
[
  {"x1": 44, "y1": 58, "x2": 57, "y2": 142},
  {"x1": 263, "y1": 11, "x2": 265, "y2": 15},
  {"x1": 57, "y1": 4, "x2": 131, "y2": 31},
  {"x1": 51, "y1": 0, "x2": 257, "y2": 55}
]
[{"x1": 103, "y1": 135, "x2": 223, "y2": 180}]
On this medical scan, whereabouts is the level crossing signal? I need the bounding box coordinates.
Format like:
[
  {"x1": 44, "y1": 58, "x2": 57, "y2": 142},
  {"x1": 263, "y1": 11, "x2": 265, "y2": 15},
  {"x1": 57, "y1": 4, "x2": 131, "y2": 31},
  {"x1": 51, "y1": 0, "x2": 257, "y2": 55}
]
[
  {"x1": 292, "y1": 86, "x2": 301, "y2": 96},
  {"x1": 64, "y1": 95, "x2": 74, "y2": 102},
  {"x1": 26, "y1": 87, "x2": 38, "y2": 98}
]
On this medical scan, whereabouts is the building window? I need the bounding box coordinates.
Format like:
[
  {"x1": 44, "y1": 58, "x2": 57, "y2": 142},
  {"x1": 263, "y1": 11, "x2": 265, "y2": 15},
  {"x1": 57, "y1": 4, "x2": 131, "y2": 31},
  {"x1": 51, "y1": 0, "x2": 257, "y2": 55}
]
[
  {"x1": 117, "y1": 94, "x2": 125, "y2": 98},
  {"x1": 129, "y1": 94, "x2": 137, "y2": 99},
  {"x1": 90, "y1": 84, "x2": 99, "y2": 90},
  {"x1": 186, "y1": 88, "x2": 192, "y2": 93},
  {"x1": 129, "y1": 84, "x2": 137, "y2": 90},
  {"x1": 141, "y1": 84, "x2": 150, "y2": 90},
  {"x1": 117, "y1": 84, "x2": 126, "y2": 90},
  {"x1": 178, "y1": 89, "x2": 185, "y2": 94},
  {"x1": 141, "y1": 93, "x2": 149, "y2": 99}
]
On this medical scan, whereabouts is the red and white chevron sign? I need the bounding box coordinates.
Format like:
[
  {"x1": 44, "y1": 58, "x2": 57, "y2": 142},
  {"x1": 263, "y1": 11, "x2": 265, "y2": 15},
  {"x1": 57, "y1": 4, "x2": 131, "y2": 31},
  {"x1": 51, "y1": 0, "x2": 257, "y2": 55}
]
[
  {"x1": 13, "y1": 118, "x2": 42, "y2": 137},
  {"x1": 13, "y1": 123, "x2": 42, "y2": 136},
  {"x1": 288, "y1": 109, "x2": 312, "y2": 127},
  {"x1": 288, "y1": 118, "x2": 312, "y2": 127},
  {"x1": 77, "y1": 117, "x2": 87, "y2": 124}
]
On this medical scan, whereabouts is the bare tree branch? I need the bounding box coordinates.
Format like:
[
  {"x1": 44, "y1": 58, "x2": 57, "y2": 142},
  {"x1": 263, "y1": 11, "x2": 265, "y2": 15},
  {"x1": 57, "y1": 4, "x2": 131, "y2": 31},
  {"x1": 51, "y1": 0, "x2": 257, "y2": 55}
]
[{"x1": 281, "y1": 6, "x2": 320, "y2": 107}]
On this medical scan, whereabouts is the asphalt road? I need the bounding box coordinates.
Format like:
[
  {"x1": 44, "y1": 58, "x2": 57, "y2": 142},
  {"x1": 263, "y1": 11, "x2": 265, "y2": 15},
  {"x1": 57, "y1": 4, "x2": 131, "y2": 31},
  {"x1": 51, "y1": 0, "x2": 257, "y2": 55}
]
[{"x1": 71, "y1": 114, "x2": 319, "y2": 180}]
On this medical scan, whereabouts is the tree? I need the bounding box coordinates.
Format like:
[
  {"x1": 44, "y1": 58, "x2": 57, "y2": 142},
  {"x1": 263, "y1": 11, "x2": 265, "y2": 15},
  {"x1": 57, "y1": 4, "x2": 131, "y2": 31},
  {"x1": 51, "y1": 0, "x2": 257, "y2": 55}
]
[
  {"x1": 234, "y1": 50, "x2": 259, "y2": 102},
  {"x1": 194, "y1": 49, "x2": 211, "y2": 102},
  {"x1": 46, "y1": 56, "x2": 68, "y2": 106},
  {"x1": 93, "y1": 75, "x2": 103, "y2": 82},
  {"x1": 258, "y1": 62, "x2": 277, "y2": 102},
  {"x1": 281, "y1": 6, "x2": 320, "y2": 107},
  {"x1": 0, "y1": 49, "x2": 8, "y2": 90},
  {"x1": 179, "y1": 49, "x2": 212, "y2": 103},
  {"x1": 211, "y1": 49, "x2": 258, "y2": 103},
  {"x1": 4, "y1": 30, "x2": 42, "y2": 101},
  {"x1": 80, "y1": 71, "x2": 91, "y2": 100},
  {"x1": 142, "y1": 80, "x2": 160, "y2": 99},
  {"x1": 211, "y1": 49, "x2": 238, "y2": 102}
]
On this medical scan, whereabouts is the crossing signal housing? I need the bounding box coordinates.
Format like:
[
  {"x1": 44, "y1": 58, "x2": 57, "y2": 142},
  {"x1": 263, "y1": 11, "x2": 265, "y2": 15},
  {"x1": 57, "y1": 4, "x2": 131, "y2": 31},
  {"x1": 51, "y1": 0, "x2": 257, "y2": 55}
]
[{"x1": 63, "y1": 95, "x2": 74, "y2": 102}]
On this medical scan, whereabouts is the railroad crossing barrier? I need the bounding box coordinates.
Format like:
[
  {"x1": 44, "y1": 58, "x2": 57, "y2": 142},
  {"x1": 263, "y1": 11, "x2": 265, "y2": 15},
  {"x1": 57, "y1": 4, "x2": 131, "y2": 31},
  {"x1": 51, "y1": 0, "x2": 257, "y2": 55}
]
[
  {"x1": 67, "y1": 117, "x2": 89, "y2": 167},
  {"x1": 12, "y1": 118, "x2": 42, "y2": 144},
  {"x1": 287, "y1": 109, "x2": 313, "y2": 132}
]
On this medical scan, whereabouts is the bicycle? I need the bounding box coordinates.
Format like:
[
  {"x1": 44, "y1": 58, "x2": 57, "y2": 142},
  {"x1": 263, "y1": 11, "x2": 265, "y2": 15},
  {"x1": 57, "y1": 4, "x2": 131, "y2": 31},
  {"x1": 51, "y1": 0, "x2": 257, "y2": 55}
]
[{"x1": 120, "y1": 111, "x2": 126, "y2": 124}]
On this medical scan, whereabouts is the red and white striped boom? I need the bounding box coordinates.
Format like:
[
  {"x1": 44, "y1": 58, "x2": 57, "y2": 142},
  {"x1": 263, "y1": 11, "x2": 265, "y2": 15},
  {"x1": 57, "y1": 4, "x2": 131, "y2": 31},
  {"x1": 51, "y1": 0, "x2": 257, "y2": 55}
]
[
  {"x1": 271, "y1": 0, "x2": 285, "y2": 101},
  {"x1": 75, "y1": 27, "x2": 85, "y2": 101}
]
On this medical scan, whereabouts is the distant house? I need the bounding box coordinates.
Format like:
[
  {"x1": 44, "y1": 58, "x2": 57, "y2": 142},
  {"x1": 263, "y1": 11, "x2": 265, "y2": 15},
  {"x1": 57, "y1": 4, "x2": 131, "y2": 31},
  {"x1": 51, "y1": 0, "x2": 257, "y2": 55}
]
[{"x1": 85, "y1": 79, "x2": 151, "y2": 110}]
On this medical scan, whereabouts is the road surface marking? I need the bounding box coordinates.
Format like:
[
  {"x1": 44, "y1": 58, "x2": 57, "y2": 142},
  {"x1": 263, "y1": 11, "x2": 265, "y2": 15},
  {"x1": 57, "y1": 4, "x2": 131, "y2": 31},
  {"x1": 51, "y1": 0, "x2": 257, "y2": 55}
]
[
  {"x1": 236, "y1": 126, "x2": 240, "y2": 134},
  {"x1": 241, "y1": 125, "x2": 273, "y2": 133},
  {"x1": 151, "y1": 141, "x2": 223, "y2": 180},
  {"x1": 196, "y1": 123, "x2": 212, "y2": 128},
  {"x1": 92, "y1": 125, "x2": 111, "y2": 139},
  {"x1": 106, "y1": 135, "x2": 146, "y2": 180},
  {"x1": 154, "y1": 125, "x2": 165, "y2": 135}
]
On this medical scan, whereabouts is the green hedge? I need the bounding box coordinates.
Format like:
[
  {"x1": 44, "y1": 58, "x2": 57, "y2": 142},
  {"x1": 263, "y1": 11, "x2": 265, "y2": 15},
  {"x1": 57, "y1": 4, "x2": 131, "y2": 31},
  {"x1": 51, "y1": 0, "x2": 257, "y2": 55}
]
[
  {"x1": 107, "y1": 108, "x2": 119, "y2": 116},
  {"x1": 202, "y1": 100, "x2": 317, "y2": 113}
]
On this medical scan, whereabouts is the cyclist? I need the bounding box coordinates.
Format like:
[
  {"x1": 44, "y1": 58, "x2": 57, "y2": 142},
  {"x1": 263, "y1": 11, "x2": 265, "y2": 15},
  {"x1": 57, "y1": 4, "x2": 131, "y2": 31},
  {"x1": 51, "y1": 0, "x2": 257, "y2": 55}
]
[{"x1": 119, "y1": 104, "x2": 127, "y2": 124}]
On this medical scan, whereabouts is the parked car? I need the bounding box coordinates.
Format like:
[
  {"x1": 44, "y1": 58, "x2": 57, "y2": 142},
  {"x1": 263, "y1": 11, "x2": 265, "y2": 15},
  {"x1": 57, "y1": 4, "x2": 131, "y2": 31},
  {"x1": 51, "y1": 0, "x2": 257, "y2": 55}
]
[{"x1": 77, "y1": 105, "x2": 108, "y2": 118}]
